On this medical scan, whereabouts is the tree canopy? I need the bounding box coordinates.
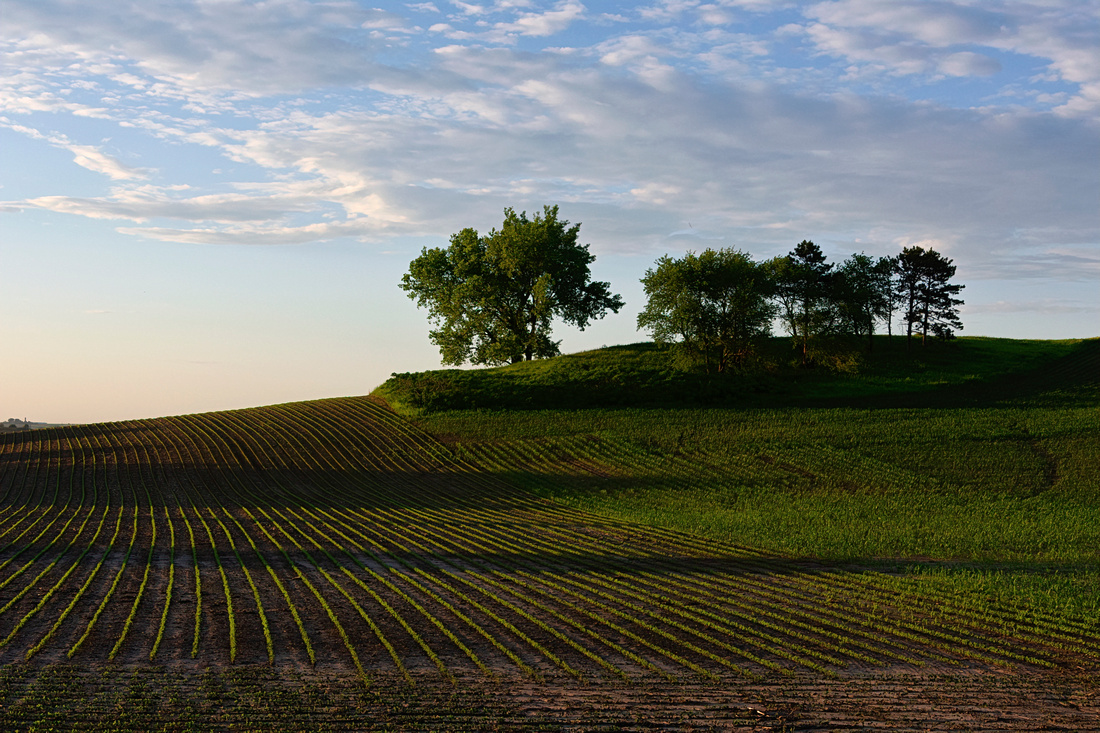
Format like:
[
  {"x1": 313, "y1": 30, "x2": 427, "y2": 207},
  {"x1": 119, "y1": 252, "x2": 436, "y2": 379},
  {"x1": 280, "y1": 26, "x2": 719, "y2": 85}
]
[
  {"x1": 638, "y1": 240, "x2": 966, "y2": 372},
  {"x1": 400, "y1": 205, "x2": 624, "y2": 366},
  {"x1": 637, "y1": 248, "x2": 774, "y2": 373},
  {"x1": 834, "y1": 253, "x2": 896, "y2": 351},
  {"x1": 767, "y1": 240, "x2": 837, "y2": 366},
  {"x1": 896, "y1": 246, "x2": 965, "y2": 348}
]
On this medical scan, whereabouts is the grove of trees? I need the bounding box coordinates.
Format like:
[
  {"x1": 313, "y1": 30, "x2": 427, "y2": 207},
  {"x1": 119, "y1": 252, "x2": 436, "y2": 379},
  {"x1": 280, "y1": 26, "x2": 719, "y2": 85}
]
[
  {"x1": 637, "y1": 241, "x2": 964, "y2": 372},
  {"x1": 400, "y1": 203, "x2": 965, "y2": 372}
]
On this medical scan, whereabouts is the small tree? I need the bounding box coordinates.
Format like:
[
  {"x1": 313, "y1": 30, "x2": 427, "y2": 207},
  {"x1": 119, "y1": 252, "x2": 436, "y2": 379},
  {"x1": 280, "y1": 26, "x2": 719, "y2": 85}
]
[
  {"x1": 768, "y1": 240, "x2": 837, "y2": 366},
  {"x1": 878, "y1": 255, "x2": 903, "y2": 342},
  {"x1": 401, "y1": 205, "x2": 624, "y2": 365},
  {"x1": 637, "y1": 248, "x2": 774, "y2": 373},
  {"x1": 834, "y1": 253, "x2": 895, "y2": 351},
  {"x1": 896, "y1": 246, "x2": 965, "y2": 349}
]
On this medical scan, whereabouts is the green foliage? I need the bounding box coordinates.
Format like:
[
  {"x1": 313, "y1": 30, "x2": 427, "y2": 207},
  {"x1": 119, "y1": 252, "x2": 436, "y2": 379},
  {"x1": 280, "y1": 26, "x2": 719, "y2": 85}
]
[
  {"x1": 379, "y1": 342, "x2": 788, "y2": 413},
  {"x1": 834, "y1": 253, "x2": 895, "y2": 349},
  {"x1": 637, "y1": 247, "x2": 775, "y2": 373},
  {"x1": 768, "y1": 240, "x2": 836, "y2": 365},
  {"x1": 639, "y1": 240, "x2": 963, "y2": 370},
  {"x1": 897, "y1": 245, "x2": 965, "y2": 346},
  {"x1": 406, "y1": 338, "x2": 1100, "y2": 617},
  {"x1": 376, "y1": 336, "x2": 1087, "y2": 413},
  {"x1": 400, "y1": 205, "x2": 623, "y2": 365}
]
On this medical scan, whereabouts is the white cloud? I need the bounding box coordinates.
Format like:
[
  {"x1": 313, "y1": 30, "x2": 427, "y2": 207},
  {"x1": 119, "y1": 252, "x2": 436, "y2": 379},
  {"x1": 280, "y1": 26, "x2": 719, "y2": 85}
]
[
  {"x1": 496, "y1": 1, "x2": 585, "y2": 37},
  {"x1": 11, "y1": 57, "x2": 1089, "y2": 281},
  {"x1": 697, "y1": 5, "x2": 734, "y2": 26},
  {"x1": 0, "y1": 0, "x2": 1094, "y2": 284},
  {"x1": 630, "y1": 183, "x2": 682, "y2": 206},
  {"x1": 964, "y1": 299, "x2": 1100, "y2": 315},
  {"x1": 66, "y1": 143, "x2": 149, "y2": 180},
  {"x1": 938, "y1": 51, "x2": 1000, "y2": 77},
  {"x1": 807, "y1": 0, "x2": 1008, "y2": 47},
  {"x1": 964, "y1": 246, "x2": 1100, "y2": 282},
  {"x1": 2, "y1": 121, "x2": 148, "y2": 180},
  {"x1": 799, "y1": 0, "x2": 1100, "y2": 114},
  {"x1": 639, "y1": 1, "x2": 702, "y2": 22},
  {"x1": 598, "y1": 35, "x2": 665, "y2": 66},
  {"x1": 451, "y1": 1, "x2": 488, "y2": 16},
  {"x1": 117, "y1": 219, "x2": 384, "y2": 246},
  {"x1": 1, "y1": 1, "x2": 416, "y2": 97}
]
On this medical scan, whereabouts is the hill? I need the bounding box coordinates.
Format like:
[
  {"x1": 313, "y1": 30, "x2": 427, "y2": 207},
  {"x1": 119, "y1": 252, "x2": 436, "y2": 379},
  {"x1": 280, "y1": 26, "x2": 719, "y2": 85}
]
[{"x1": 376, "y1": 336, "x2": 1098, "y2": 413}]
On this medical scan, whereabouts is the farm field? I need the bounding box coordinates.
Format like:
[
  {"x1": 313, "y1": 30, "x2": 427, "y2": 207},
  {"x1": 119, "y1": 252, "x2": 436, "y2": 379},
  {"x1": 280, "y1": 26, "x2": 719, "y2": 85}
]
[
  {"x1": 403, "y1": 338, "x2": 1100, "y2": 612},
  {"x1": 1, "y1": 339, "x2": 1099, "y2": 729}
]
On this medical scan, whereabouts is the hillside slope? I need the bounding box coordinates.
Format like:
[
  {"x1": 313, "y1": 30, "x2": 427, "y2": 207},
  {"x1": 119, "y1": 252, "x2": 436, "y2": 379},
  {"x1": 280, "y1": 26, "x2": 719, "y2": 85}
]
[
  {"x1": 387, "y1": 337, "x2": 1100, "y2": 619},
  {"x1": 377, "y1": 336, "x2": 1098, "y2": 413},
  {"x1": 1, "y1": 349, "x2": 1099, "y2": 729}
]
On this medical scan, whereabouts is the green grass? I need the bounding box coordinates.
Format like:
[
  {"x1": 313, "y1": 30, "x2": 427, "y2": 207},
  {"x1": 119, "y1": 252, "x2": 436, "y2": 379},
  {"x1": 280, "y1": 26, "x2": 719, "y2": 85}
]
[
  {"x1": 377, "y1": 336, "x2": 1100, "y2": 620},
  {"x1": 375, "y1": 335, "x2": 1088, "y2": 413}
]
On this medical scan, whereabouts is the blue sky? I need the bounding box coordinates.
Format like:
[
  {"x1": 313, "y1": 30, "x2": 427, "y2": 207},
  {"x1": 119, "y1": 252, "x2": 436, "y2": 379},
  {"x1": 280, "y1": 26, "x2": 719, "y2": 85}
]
[{"x1": 2, "y1": 0, "x2": 1098, "y2": 423}]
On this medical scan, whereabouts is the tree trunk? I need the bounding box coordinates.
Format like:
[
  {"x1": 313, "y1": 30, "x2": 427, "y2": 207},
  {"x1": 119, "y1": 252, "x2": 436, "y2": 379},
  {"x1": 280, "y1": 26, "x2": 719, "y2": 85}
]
[
  {"x1": 525, "y1": 314, "x2": 536, "y2": 361},
  {"x1": 905, "y1": 290, "x2": 916, "y2": 352},
  {"x1": 921, "y1": 301, "x2": 929, "y2": 346}
]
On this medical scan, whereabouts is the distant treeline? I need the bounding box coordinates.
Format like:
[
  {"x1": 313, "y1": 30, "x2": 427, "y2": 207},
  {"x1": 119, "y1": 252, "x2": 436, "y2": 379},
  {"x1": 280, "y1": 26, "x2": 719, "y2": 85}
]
[{"x1": 638, "y1": 241, "x2": 964, "y2": 373}]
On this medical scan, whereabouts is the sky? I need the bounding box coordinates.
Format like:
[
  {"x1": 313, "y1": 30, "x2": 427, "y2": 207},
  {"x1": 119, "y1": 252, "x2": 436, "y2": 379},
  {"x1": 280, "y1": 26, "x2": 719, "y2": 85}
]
[{"x1": 1, "y1": 0, "x2": 1098, "y2": 424}]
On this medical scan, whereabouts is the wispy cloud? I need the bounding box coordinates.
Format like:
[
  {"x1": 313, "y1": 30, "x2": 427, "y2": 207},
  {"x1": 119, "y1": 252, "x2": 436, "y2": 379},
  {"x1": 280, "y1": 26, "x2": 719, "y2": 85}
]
[
  {"x1": 3, "y1": 122, "x2": 149, "y2": 180},
  {"x1": 798, "y1": 0, "x2": 1100, "y2": 115},
  {"x1": 964, "y1": 299, "x2": 1100, "y2": 315},
  {"x1": 0, "y1": 0, "x2": 1095, "y2": 277},
  {"x1": 497, "y1": 1, "x2": 585, "y2": 37}
]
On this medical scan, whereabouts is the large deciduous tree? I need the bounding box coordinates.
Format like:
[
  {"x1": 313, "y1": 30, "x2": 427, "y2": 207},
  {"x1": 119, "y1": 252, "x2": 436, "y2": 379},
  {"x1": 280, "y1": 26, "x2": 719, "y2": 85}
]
[
  {"x1": 400, "y1": 205, "x2": 624, "y2": 366},
  {"x1": 896, "y1": 246, "x2": 965, "y2": 349},
  {"x1": 637, "y1": 247, "x2": 774, "y2": 373}
]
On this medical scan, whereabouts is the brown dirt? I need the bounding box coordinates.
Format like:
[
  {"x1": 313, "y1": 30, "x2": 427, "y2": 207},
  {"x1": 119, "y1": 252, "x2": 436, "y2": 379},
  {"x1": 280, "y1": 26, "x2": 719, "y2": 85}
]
[
  {"x1": 0, "y1": 665, "x2": 1097, "y2": 731},
  {"x1": 1, "y1": 400, "x2": 1099, "y2": 730}
]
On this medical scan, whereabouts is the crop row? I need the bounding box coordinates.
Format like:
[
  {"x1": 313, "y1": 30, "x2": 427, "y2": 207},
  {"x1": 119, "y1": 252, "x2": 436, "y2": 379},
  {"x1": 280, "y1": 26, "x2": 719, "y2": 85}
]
[{"x1": 0, "y1": 398, "x2": 1097, "y2": 682}]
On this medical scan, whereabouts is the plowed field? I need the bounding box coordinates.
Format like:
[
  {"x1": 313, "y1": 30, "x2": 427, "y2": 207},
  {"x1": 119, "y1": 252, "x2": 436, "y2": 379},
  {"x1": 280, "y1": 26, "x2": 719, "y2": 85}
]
[{"x1": 0, "y1": 397, "x2": 1097, "y2": 730}]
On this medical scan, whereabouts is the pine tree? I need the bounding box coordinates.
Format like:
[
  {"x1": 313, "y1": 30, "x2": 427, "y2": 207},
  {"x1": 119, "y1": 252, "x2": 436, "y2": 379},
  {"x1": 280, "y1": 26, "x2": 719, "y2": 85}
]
[
  {"x1": 769, "y1": 240, "x2": 836, "y2": 366},
  {"x1": 896, "y1": 246, "x2": 964, "y2": 349}
]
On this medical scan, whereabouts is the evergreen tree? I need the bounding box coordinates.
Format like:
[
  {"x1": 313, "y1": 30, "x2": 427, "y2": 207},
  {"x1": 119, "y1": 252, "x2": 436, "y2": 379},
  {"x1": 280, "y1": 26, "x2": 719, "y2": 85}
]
[
  {"x1": 768, "y1": 240, "x2": 836, "y2": 366},
  {"x1": 878, "y1": 255, "x2": 903, "y2": 342},
  {"x1": 896, "y1": 246, "x2": 965, "y2": 349}
]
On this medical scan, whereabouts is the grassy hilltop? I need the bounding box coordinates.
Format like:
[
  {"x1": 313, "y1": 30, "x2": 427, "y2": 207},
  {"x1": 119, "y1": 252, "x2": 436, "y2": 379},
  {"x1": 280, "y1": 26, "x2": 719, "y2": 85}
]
[
  {"x1": 377, "y1": 336, "x2": 1092, "y2": 413},
  {"x1": 377, "y1": 336, "x2": 1100, "y2": 618}
]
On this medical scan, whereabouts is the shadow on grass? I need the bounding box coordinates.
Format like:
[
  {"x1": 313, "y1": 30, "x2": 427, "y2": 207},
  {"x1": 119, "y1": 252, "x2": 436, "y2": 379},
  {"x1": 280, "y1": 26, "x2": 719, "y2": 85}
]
[{"x1": 379, "y1": 338, "x2": 1100, "y2": 414}]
